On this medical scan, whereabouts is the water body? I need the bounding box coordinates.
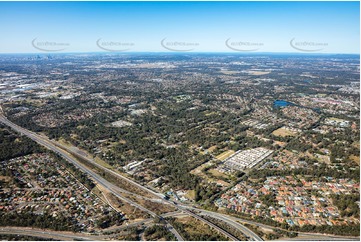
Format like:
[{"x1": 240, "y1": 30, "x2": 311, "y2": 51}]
[
  {"x1": 273, "y1": 100, "x2": 294, "y2": 108},
  {"x1": 274, "y1": 99, "x2": 321, "y2": 113}
]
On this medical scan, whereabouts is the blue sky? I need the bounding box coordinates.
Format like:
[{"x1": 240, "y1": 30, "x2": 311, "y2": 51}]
[{"x1": 0, "y1": 1, "x2": 359, "y2": 53}]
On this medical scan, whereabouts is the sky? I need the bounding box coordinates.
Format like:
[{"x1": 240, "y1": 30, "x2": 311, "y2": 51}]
[{"x1": 0, "y1": 1, "x2": 359, "y2": 54}]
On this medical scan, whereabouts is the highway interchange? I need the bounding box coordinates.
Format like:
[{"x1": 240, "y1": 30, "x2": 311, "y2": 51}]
[
  {"x1": 0, "y1": 111, "x2": 359, "y2": 241},
  {"x1": 0, "y1": 113, "x2": 250, "y2": 241}
]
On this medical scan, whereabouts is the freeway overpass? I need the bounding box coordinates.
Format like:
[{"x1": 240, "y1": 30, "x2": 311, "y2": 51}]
[
  {"x1": 0, "y1": 114, "x2": 262, "y2": 241},
  {"x1": 1, "y1": 112, "x2": 358, "y2": 241}
]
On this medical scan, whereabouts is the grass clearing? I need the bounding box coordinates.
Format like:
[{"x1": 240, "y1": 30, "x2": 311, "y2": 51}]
[
  {"x1": 125, "y1": 194, "x2": 176, "y2": 215},
  {"x1": 209, "y1": 168, "x2": 227, "y2": 178},
  {"x1": 272, "y1": 127, "x2": 297, "y2": 137},
  {"x1": 274, "y1": 140, "x2": 287, "y2": 147},
  {"x1": 247, "y1": 71, "x2": 270, "y2": 75},
  {"x1": 204, "y1": 111, "x2": 218, "y2": 116},
  {"x1": 215, "y1": 179, "x2": 231, "y2": 187},
  {"x1": 94, "y1": 156, "x2": 113, "y2": 169},
  {"x1": 207, "y1": 145, "x2": 217, "y2": 153},
  {"x1": 314, "y1": 154, "x2": 331, "y2": 164},
  {"x1": 173, "y1": 216, "x2": 229, "y2": 241},
  {"x1": 96, "y1": 185, "x2": 150, "y2": 220},
  {"x1": 57, "y1": 138, "x2": 114, "y2": 169},
  {"x1": 349, "y1": 155, "x2": 360, "y2": 165},
  {"x1": 0, "y1": 176, "x2": 11, "y2": 183},
  {"x1": 185, "y1": 190, "x2": 196, "y2": 200},
  {"x1": 352, "y1": 142, "x2": 359, "y2": 149},
  {"x1": 216, "y1": 150, "x2": 235, "y2": 161},
  {"x1": 190, "y1": 161, "x2": 212, "y2": 175}
]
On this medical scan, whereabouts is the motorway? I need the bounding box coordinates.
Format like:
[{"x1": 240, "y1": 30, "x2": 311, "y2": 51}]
[
  {"x1": 0, "y1": 115, "x2": 157, "y2": 217},
  {"x1": 186, "y1": 207, "x2": 263, "y2": 241},
  {"x1": 185, "y1": 206, "x2": 360, "y2": 241},
  {"x1": 0, "y1": 113, "x2": 257, "y2": 241},
  {"x1": 0, "y1": 114, "x2": 186, "y2": 240},
  {"x1": 2, "y1": 112, "x2": 357, "y2": 241},
  {"x1": 47, "y1": 127, "x2": 258, "y2": 240},
  {"x1": 285, "y1": 234, "x2": 359, "y2": 241},
  {"x1": 0, "y1": 227, "x2": 99, "y2": 241}
]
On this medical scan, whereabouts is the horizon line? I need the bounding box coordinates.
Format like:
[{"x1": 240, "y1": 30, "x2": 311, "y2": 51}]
[{"x1": 0, "y1": 51, "x2": 360, "y2": 55}]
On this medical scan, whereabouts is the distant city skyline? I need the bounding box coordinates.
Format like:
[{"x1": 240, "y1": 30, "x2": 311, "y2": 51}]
[{"x1": 0, "y1": 1, "x2": 359, "y2": 54}]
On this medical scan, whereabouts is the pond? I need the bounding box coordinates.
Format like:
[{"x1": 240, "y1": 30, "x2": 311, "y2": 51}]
[{"x1": 274, "y1": 100, "x2": 293, "y2": 108}]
